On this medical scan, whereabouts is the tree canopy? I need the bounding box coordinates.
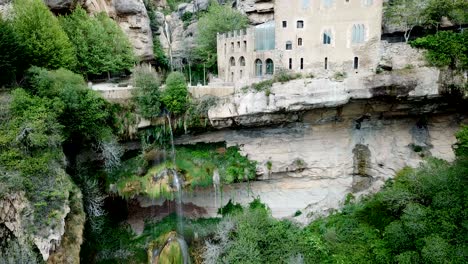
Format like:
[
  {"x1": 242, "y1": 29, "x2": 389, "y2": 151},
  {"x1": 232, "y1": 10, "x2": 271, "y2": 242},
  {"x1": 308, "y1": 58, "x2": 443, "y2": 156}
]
[
  {"x1": 12, "y1": 0, "x2": 76, "y2": 69},
  {"x1": 131, "y1": 65, "x2": 163, "y2": 119},
  {"x1": 162, "y1": 71, "x2": 189, "y2": 115},
  {"x1": 0, "y1": 17, "x2": 24, "y2": 86},
  {"x1": 196, "y1": 2, "x2": 248, "y2": 69}
]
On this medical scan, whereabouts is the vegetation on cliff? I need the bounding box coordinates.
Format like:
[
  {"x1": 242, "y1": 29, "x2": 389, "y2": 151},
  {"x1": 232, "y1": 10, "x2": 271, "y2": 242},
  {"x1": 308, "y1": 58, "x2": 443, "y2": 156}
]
[{"x1": 60, "y1": 6, "x2": 136, "y2": 78}]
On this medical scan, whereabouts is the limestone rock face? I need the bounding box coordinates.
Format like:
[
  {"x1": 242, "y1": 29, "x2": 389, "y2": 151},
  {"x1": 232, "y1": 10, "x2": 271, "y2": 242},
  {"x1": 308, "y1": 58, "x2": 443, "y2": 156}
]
[
  {"x1": 236, "y1": 0, "x2": 274, "y2": 24},
  {"x1": 84, "y1": 0, "x2": 154, "y2": 61},
  {"x1": 166, "y1": 109, "x2": 460, "y2": 223},
  {"x1": 0, "y1": 192, "x2": 70, "y2": 261},
  {"x1": 45, "y1": 0, "x2": 79, "y2": 11}
]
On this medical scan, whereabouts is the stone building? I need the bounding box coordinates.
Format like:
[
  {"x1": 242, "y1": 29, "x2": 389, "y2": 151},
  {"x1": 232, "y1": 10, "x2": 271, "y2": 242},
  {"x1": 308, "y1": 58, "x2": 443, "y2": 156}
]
[{"x1": 217, "y1": 0, "x2": 383, "y2": 86}]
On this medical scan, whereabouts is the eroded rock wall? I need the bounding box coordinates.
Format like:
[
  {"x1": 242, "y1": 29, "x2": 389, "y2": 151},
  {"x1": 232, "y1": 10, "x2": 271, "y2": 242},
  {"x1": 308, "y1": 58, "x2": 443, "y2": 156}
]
[{"x1": 171, "y1": 104, "x2": 461, "y2": 223}]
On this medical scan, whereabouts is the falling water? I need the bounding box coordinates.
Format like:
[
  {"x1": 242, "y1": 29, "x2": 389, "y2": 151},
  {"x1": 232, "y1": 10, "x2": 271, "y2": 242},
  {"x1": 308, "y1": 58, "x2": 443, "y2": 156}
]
[
  {"x1": 213, "y1": 169, "x2": 221, "y2": 209},
  {"x1": 166, "y1": 114, "x2": 190, "y2": 263}
]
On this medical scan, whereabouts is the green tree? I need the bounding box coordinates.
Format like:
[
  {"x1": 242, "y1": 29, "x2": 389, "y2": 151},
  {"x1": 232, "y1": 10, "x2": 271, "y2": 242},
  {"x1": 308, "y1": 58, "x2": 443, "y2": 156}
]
[
  {"x1": 26, "y1": 67, "x2": 114, "y2": 142},
  {"x1": 162, "y1": 72, "x2": 188, "y2": 115},
  {"x1": 384, "y1": 0, "x2": 429, "y2": 42},
  {"x1": 12, "y1": 0, "x2": 76, "y2": 69},
  {"x1": 410, "y1": 31, "x2": 468, "y2": 70},
  {"x1": 0, "y1": 16, "x2": 24, "y2": 86},
  {"x1": 196, "y1": 2, "x2": 248, "y2": 69},
  {"x1": 96, "y1": 12, "x2": 136, "y2": 75},
  {"x1": 131, "y1": 65, "x2": 162, "y2": 119},
  {"x1": 59, "y1": 7, "x2": 110, "y2": 77},
  {"x1": 454, "y1": 126, "x2": 468, "y2": 157}
]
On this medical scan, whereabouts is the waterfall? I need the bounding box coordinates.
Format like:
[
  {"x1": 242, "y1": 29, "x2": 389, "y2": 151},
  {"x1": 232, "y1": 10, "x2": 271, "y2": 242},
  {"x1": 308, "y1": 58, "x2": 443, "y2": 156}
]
[
  {"x1": 163, "y1": 19, "x2": 173, "y2": 70},
  {"x1": 213, "y1": 169, "x2": 221, "y2": 209},
  {"x1": 166, "y1": 114, "x2": 191, "y2": 264}
]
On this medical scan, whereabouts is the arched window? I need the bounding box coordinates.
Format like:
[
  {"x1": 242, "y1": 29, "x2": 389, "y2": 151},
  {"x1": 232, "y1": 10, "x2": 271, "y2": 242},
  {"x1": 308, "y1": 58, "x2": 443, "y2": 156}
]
[
  {"x1": 352, "y1": 24, "x2": 365, "y2": 43},
  {"x1": 255, "y1": 59, "x2": 263, "y2": 76},
  {"x1": 324, "y1": 57, "x2": 328, "y2": 70},
  {"x1": 323, "y1": 29, "x2": 332, "y2": 44},
  {"x1": 266, "y1": 59, "x2": 274, "y2": 75},
  {"x1": 239, "y1": 56, "x2": 246, "y2": 66},
  {"x1": 354, "y1": 57, "x2": 359, "y2": 70},
  {"x1": 230, "y1": 57, "x2": 236, "y2": 66},
  {"x1": 298, "y1": 38, "x2": 303, "y2": 46},
  {"x1": 286, "y1": 41, "x2": 293, "y2": 50}
]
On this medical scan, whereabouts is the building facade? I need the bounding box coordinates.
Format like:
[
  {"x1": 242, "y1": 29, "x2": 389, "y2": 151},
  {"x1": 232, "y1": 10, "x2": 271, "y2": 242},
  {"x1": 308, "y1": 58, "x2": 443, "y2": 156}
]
[{"x1": 217, "y1": 0, "x2": 383, "y2": 85}]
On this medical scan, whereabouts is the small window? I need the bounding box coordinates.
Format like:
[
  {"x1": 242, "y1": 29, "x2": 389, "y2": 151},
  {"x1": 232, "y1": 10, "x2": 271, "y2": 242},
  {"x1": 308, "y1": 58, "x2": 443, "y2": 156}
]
[
  {"x1": 230, "y1": 57, "x2": 236, "y2": 67},
  {"x1": 240, "y1": 70, "x2": 243, "y2": 79},
  {"x1": 231, "y1": 42, "x2": 234, "y2": 52},
  {"x1": 298, "y1": 38, "x2": 303, "y2": 46},
  {"x1": 324, "y1": 57, "x2": 328, "y2": 70},
  {"x1": 243, "y1": 41, "x2": 247, "y2": 51},
  {"x1": 286, "y1": 41, "x2": 293, "y2": 50},
  {"x1": 297, "y1": 20, "x2": 304, "y2": 29},
  {"x1": 255, "y1": 59, "x2": 263, "y2": 76},
  {"x1": 289, "y1": 58, "x2": 292, "y2": 70},
  {"x1": 224, "y1": 44, "x2": 227, "y2": 54},
  {"x1": 239, "y1": 56, "x2": 246, "y2": 66},
  {"x1": 266, "y1": 59, "x2": 274, "y2": 75},
  {"x1": 237, "y1": 41, "x2": 240, "y2": 49},
  {"x1": 354, "y1": 57, "x2": 359, "y2": 70},
  {"x1": 300, "y1": 58, "x2": 304, "y2": 70},
  {"x1": 323, "y1": 30, "x2": 332, "y2": 44},
  {"x1": 282, "y1": 21, "x2": 287, "y2": 28}
]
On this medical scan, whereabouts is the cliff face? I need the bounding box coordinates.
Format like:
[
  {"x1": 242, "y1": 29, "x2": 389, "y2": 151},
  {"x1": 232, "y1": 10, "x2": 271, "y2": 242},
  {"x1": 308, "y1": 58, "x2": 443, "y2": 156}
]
[
  {"x1": 81, "y1": 0, "x2": 154, "y2": 61},
  {"x1": 154, "y1": 42, "x2": 466, "y2": 223}
]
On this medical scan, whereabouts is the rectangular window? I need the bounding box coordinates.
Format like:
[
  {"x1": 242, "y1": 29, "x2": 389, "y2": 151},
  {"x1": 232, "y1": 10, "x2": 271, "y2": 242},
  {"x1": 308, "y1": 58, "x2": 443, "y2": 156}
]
[
  {"x1": 286, "y1": 41, "x2": 293, "y2": 50},
  {"x1": 282, "y1": 21, "x2": 287, "y2": 28},
  {"x1": 289, "y1": 58, "x2": 292, "y2": 70},
  {"x1": 297, "y1": 21, "x2": 304, "y2": 29},
  {"x1": 325, "y1": 57, "x2": 328, "y2": 70},
  {"x1": 300, "y1": 58, "x2": 304, "y2": 70}
]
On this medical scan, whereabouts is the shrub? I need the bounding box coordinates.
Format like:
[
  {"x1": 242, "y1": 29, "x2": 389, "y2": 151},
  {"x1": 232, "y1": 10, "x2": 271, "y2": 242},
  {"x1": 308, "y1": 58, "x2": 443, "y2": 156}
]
[
  {"x1": 410, "y1": 31, "x2": 468, "y2": 70},
  {"x1": 162, "y1": 72, "x2": 189, "y2": 115},
  {"x1": 131, "y1": 65, "x2": 162, "y2": 119},
  {"x1": 12, "y1": 0, "x2": 76, "y2": 69},
  {"x1": 25, "y1": 67, "x2": 114, "y2": 142},
  {"x1": 455, "y1": 126, "x2": 468, "y2": 157}
]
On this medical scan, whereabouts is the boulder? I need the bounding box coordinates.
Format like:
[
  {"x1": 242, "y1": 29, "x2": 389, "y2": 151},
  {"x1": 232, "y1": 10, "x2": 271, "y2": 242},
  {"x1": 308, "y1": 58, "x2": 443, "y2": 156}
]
[{"x1": 115, "y1": 0, "x2": 144, "y2": 15}]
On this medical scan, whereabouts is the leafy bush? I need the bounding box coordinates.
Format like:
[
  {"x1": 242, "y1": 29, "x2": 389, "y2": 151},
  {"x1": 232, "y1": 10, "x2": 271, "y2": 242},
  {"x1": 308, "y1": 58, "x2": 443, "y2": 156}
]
[
  {"x1": 12, "y1": 0, "x2": 76, "y2": 69},
  {"x1": 410, "y1": 31, "x2": 468, "y2": 70},
  {"x1": 131, "y1": 65, "x2": 162, "y2": 119},
  {"x1": 455, "y1": 126, "x2": 468, "y2": 157},
  {"x1": 162, "y1": 72, "x2": 189, "y2": 115},
  {"x1": 25, "y1": 67, "x2": 114, "y2": 142}
]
